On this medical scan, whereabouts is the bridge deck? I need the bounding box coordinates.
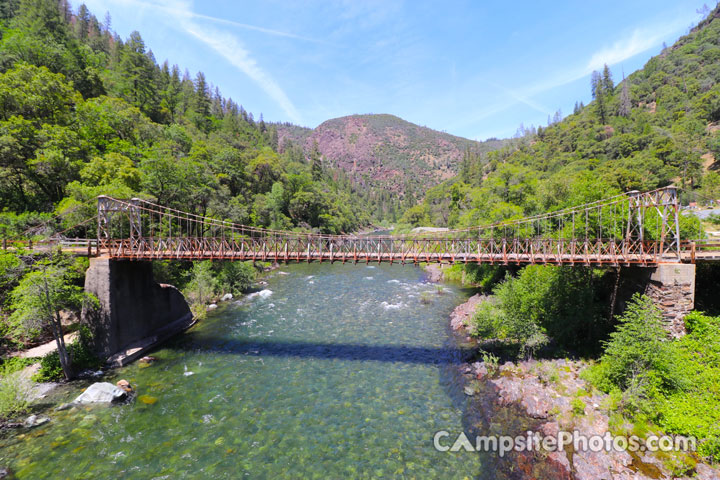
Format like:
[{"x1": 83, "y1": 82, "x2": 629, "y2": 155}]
[{"x1": 8, "y1": 237, "x2": 720, "y2": 265}]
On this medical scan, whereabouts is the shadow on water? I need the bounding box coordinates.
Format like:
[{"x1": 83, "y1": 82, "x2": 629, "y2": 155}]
[{"x1": 167, "y1": 335, "x2": 477, "y2": 365}]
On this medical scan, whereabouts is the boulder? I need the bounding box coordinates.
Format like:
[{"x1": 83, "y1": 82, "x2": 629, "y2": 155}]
[
  {"x1": 73, "y1": 382, "x2": 127, "y2": 404},
  {"x1": 220, "y1": 293, "x2": 233, "y2": 301},
  {"x1": 23, "y1": 415, "x2": 50, "y2": 428},
  {"x1": 207, "y1": 304, "x2": 218, "y2": 311},
  {"x1": 116, "y1": 379, "x2": 132, "y2": 393}
]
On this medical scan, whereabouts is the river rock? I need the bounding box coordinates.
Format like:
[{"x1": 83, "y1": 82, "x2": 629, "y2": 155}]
[
  {"x1": 23, "y1": 415, "x2": 50, "y2": 428},
  {"x1": 0, "y1": 467, "x2": 13, "y2": 479},
  {"x1": 220, "y1": 293, "x2": 233, "y2": 301},
  {"x1": 207, "y1": 304, "x2": 218, "y2": 311},
  {"x1": 449, "y1": 294, "x2": 485, "y2": 330},
  {"x1": 73, "y1": 382, "x2": 127, "y2": 404},
  {"x1": 697, "y1": 463, "x2": 720, "y2": 480},
  {"x1": 116, "y1": 379, "x2": 132, "y2": 393}
]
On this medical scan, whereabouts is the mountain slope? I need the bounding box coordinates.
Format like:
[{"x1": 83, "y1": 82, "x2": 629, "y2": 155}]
[
  {"x1": 276, "y1": 114, "x2": 506, "y2": 199},
  {"x1": 0, "y1": 0, "x2": 376, "y2": 234},
  {"x1": 406, "y1": 5, "x2": 720, "y2": 229}
]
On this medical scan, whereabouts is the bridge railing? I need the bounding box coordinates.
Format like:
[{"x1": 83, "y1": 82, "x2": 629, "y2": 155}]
[
  {"x1": 93, "y1": 186, "x2": 682, "y2": 265},
  {"x1": 99, "y1": 235, "x2": 672, "y2": 266}
]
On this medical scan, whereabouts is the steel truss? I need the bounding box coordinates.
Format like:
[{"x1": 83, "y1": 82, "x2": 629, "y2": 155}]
[{"x1": 96, "y1": 186, "x2": 682, "y2": 266}]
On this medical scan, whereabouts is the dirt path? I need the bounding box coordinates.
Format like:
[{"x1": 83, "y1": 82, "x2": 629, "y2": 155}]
[{"x1": 12, "y1": 332, "x2": 78, "y2": 359}]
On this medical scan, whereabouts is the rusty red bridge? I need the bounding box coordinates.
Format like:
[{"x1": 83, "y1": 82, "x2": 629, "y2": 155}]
[{"x1": 88, "y1": 186, "x2": 719, "y2": 267}]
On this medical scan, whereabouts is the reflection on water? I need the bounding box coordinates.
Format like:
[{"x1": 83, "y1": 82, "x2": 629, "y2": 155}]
[{"x1": 1, "y1": 263, "x2": 490, "y2": 478}]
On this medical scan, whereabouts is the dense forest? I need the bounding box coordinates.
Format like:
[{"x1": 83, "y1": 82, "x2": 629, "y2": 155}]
[
  {"x1": 0, "y1": 0, "x2": 390, "y2": 373},
  {"x1": 402, "y1": 6, "x2": 720, "y2": 230},
  {"x1": 0, "y1": 0, "x2": 385, "y2": 239}
]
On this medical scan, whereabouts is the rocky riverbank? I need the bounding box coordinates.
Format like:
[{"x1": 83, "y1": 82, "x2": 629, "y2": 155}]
[
  {"x1": 450, "y1": 295, "x2": 720, "y2": 480},
  {"x1": 424, "y1": 263, "x2": 447, "y2": 283}
]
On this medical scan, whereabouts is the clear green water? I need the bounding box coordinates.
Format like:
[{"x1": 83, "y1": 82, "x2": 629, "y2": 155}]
[{"x1": 1, "y1": 264, "x2": 488, "y2": 479}]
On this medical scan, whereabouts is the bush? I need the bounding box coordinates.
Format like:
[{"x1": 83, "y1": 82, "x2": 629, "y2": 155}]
[
  {"x1": 33, "y1": 326, "x2": 100, "y2": 382},
  {"x1": 183, "y1": 261, "x2": 218, "y2": 317},
  {"x1": 468, "y1": 265, "x2": 606, "y2": 357},
  {"x1": 591, "y1": 294, "x2": 680, "y2": 395},
  {"x1": 0, "y1": 362, "x2": 32, "y2": 420},
  {"x1": 571, "y1": 397, "x2": 586, "y2": 416},
  {"x1": 467, "y1": 300, "x2": 501, "y2": 337},
  {"x1": 216, "y1": 261, "x2": 255, "y2": 295},
  {"x1": 442, "y1": 263, "x2": 505, "y2": 291},
  {"x1": 585, "y1": 303, "x2": 720, "y2": 463}
]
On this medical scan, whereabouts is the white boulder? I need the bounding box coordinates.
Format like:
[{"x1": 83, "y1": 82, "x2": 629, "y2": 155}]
[{"x1": 73, "y1": 382, "x2": 127, "y2": 404}]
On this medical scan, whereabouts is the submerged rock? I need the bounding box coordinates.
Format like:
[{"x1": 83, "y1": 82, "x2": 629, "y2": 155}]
[
  {"x1": 138, "y1": 395, "x2": 157, "y2": 405},
  {"x1": 54, "y1": 403, "x2": 73, "y2": 411},
  {"x1": 23, "y1": 415, "x2": 50, "y2": 428},
  {"x1": 116, "y1": 379, "x2": 133, "y2": 393},
  {"x1": 73, "y1": 382, "x2": 127, "y2": 405}
]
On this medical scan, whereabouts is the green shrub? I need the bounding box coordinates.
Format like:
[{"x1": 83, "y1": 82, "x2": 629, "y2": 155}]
[
  {"x1": 217, "y1": 261, "x2": 255, "y2": 295},
  {"x1": 592, "y1": 294, "x2": 680, "y2": 395},
  {"x1": 183, "y1": 261, "x2": 218, "y2": 318},
  {"x1": 0, "y1": 364, "x2": 31, "y2": 420},
  {"x1": 468, "y1": 300, "x2": 501, "y2": 337},
  {"x1": 586, "y1": 306, "x2": 720, "y2": 462},
  {"x1": 571, "y1": 397, "x2": 586, "y2": 416},
  {"x1": 33, "y1": 326, "x2": 100, "y2": 382},
  {"x1": 0, "y1": 357, "x2": 35, "y2": 375},
  {"x1": 442, "y1": 263, "x2": 505, "y2": 291},
  {"x1": 462, "y1": 263, "x2": 505, "y2": 291},
  {"x1": 480, "y1": 350, "x2": 500, "y2": 376}
]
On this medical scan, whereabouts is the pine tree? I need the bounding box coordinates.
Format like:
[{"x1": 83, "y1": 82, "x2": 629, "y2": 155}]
[
  {"x1": 193, "y1": 71, "x2": 211, "y2": 133},
  {"x1": 591, "y1": 70, "x2": 607, "y2": 124},
  {"x1": 118, "y1": 31, "x2": 158, "y2": 116},
  {"x1": 619, "y1": 74, "x2": 631, "y2": 118},
  {"x1": 310, "y1": 140, "x2": 323, "y2": 180},
  {"x1": 74, "y1": 4, "x2": 90, "y2": 40},
  {"x1": 601, "y1": 64, "x2": 614, "y2": 93}
]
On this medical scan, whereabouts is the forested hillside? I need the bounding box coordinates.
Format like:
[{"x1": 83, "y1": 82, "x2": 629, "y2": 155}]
[
  {"x1": 403, "y1": 5, "x2": 720, "y2": 229},
  {"x1": 276, "y1": 114, "x2": 506, "y2": 208},
  {"x1": 0, "y1": 0, "x2": 382, "y2": 237}
]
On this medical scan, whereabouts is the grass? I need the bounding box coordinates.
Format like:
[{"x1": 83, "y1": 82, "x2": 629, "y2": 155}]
[{"x1": 0, "y1": 361, "x2": 32, "y2": 421}]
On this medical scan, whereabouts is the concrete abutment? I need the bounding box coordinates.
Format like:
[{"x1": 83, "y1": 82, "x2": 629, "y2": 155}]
[{"x1": 81, "y1": 257, "x2": 193, "y2": 364}]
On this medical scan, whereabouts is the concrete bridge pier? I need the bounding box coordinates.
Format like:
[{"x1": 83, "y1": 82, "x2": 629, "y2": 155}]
[
  {"x1": 644, "y1": 263, "x2": 696, "y2": 338},
  {"x1": 81, "y1": 257, "x2": 193, "y2": 365}
]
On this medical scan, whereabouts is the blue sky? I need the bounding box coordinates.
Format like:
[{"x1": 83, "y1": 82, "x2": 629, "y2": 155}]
[{"x1": 76, "y1": 0, "x2": 709, "y2": 140}]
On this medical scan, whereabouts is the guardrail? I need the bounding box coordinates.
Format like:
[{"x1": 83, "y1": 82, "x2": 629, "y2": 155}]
[{"x1": 2, "y1": 238, "x2": 98, "y2": 256}]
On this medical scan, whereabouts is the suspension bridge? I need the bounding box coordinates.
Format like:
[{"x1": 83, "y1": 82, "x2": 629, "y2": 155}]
[
  {"x1": 5, "y1": 186, "x2": 720, "y2": 266},
  {"x1": 87, "y1": 186, "x2": 717, "y2": 266}
]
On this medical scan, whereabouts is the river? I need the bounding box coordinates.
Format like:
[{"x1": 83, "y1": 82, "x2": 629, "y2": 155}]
[{"x1": 0, "y1": 263, "x2": 496, "y2": 478}]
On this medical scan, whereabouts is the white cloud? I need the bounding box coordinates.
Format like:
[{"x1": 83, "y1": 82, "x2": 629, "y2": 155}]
[
  {"x1": 585, "y1": 21, "x2": 683, "y2": 73},
  {"x1": 139, "y1": 0, "x2": 325, "y2": 43},
  {"x1": 182, "y1": 22, "x2": 302, "y2": 123},
  {"x1": 484, "y1": 80, "x2": 552, "y2": 116},
  {"x1": 154, "y1": 0, "x2": 301, "y2": 123},
  {"x1": 86, "y1": 0, "x2": 303, "y2": 123},
  {"x1": 450, "y1": 12, "x2": 696, "y2": 135}
]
